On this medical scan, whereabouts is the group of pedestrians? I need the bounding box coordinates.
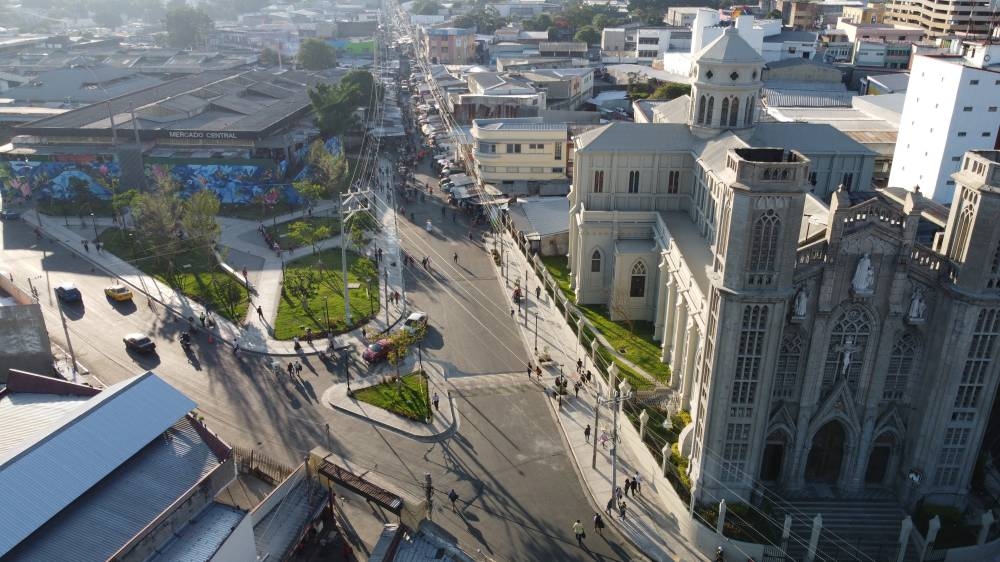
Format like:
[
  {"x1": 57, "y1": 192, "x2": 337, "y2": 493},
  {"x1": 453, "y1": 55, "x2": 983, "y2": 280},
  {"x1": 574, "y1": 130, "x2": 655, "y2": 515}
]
[{"x1": 285, "y1": 360, "x2": 304, "y2": 379}]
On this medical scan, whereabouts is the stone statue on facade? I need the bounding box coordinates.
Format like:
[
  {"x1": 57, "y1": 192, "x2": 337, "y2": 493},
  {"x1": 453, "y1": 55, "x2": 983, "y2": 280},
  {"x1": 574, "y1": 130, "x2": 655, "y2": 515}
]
[
  {"x1": 837, "y1": 336, "x2": 860, "y2": 378},
  {"x1": 908, "y1": 289, "x2": 927, "y2": 322},
  {"x1": 793, "y1": 287, "x2": 808, "y2": 318},
  {"x1": 852, "y1": 253, "x2": 875, "y2": 294}
]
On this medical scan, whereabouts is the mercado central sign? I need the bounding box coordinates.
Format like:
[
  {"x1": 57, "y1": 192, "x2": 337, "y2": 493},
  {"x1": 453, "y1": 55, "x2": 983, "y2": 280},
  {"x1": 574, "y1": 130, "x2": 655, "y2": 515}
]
[{"x1": 166, "y1": 130, "x2": 243, "y2": 140}]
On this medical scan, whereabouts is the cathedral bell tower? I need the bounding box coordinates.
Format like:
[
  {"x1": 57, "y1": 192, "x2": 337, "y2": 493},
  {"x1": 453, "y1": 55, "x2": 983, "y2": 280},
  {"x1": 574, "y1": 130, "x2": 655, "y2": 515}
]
[{"x1": 687, "y1": 27, "x2": 764, "y2": 138}]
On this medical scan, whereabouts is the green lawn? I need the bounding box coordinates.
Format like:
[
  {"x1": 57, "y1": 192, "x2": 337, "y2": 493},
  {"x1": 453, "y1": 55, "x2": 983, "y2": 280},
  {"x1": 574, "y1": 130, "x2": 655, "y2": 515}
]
[
  {"x1": 273, "y1": 248, "x2": 379, "y2": 339},
  {"x1": 218, "y1": 201, "x2": 306, "y2": 221},
  {"x1": 352, "y1": 372, "x2": 431, "y2": 422},
  {"x1": 39, "y1": 198, "x2": 113, "y2": 217},
  {"x1": 540, "y1": 255, "x2": 574, "y2": 300},
  {"x1": 265, "y1": 216, "x2": 341, "y2": 247},
  {"x1": 580, "y1": 304, "x2": 671, "y2": 385},
  {"x1": 99, "y1": 228, "x2": 250, "y2": 323}
]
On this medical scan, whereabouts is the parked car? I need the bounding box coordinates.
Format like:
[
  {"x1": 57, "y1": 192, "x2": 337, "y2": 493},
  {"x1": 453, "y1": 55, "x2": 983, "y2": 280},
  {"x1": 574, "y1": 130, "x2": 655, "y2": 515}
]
[
  {"x1": 123, "y1": 333, "x2": 157, "y2": 353},
  {"x1": 401, "y1": 311, "x2": 428, "y2": 337},
  {"x1": 55, "y1": 282, "x2": 82, "y2": 303},
  {"x1": 104, "y1": 285, "x2": 133, "y2": 302},
  {"x1": 0, "y1": 209, "x2": 21, "y2": 220},
  {"x1": 362, "y1": 339, "x2": 393, "y2": 363}
]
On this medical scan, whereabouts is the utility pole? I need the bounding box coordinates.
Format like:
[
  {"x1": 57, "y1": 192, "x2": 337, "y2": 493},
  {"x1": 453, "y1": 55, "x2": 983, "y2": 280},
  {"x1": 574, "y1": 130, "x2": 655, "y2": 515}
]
[
  {"x1": 424, "y1": 473, "x2": 434, "y2": 519},
  {"x1": 534, "y1": 311, "x2": 539, "y2": 353},
  {"x1": 57, "y1": 302, "x2": 78, "y2": 382},
  {"x1": 339, "y1": 190, "x2": 374, "y2": 328}
]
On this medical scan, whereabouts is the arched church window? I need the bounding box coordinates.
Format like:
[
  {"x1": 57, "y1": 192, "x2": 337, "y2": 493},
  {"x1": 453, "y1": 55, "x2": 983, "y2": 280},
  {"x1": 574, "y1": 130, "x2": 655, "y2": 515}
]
[
  {"x1": 744, "y1": 96, "x2": 753, "y2": 126},
  {"x1": 763, "y1": 169, "x2": 771, "y2": 180},
  {"x1": 748, "y1": 209, "x2": 780, "y2": 279},
  {"x1": 697, "y1": 95, "x2": 706, "y2": 124},
  {"x1": 591, "y1": 249, "x2": 602, "y2": 273},
  {"x1": 752, "y1": 70, "x2": 758, "y2": 79},
  {"x1": 821, "y1": 307, "x2": 874, "y2": 397},
  {"x1": 883, "y1": 332, "x2": 920, "y2": 401},
  {"x1": 720, "y1": 98, "x2": 730, "y2": 127},
  {"x1": 729, "y1": 97, "x2": 740, "y2": 127},
  {"x1": 773, "y1": 331, "x2": 803, "y2": 399},
  {"x1": 629, "y1": 261, "x2": 647, "y2": 298},
  {"x1": 706, "y1": 96, "x2": 715, "y2": 125},
  {"x1": 951, "y1": 202, "x2": 975, "y2": 261}
]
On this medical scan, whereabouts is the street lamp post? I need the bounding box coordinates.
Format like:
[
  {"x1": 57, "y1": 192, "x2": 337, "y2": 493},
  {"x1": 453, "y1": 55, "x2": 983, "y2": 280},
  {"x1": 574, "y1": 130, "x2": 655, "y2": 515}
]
[
  {"x1": 534, "y1": 311, "x2": 538, "y2": 353},
  {"x1": 384, "y1": 268, "x2": 390, "y2": 328},
  {"x1": 90, "y1": 212, "x2": 98, "y2": 240}
]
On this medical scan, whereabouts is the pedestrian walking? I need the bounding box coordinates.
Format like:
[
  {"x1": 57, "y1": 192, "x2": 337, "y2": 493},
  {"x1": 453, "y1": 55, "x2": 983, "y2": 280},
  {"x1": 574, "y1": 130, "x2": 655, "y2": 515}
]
[
  {"x1": 527, "y1": 362, "x2": 533, "y2": 378},
  {"x1": 600, "y1": 431, "x2": 610, "y2": 449},
  {"x1": 199, "y1": 312, "x2": 207, "y2": 327},
  {"x1": 593, "y1": 513, "x2": 605, "y2": 535},
  {"x1": 619, "y1": 501, "x2": 627, "y2": 521},
  {"x1": 574, "y1": 381, "x2": 581, "y2": 397},
  {"x1": 576, "y1": 358, "x2": 583, "y2": 373},
  {"x1": 257, "y1": 305, "x2": 264, "y2": 320},
  {"x1": 586, "y1": 369, "x2": 593, "y2": 384},
  {"x1": 96, "y1": 242, "x2": 103, "y2": 253},
  {"x1": 242, "y1": 267, "x2": 248, "y2": 280},
  {"x1": 605, "y1": 498, "x2": 615, "y2": 516},
  {"x1": 535, "y1": 286, "x2": 541, "y2": 300},
  {"x1": 448, "y1": 489, "x2": 459, "y2": 511},
  {"x1": 432, "y1": 392, "x2": 440, "y2": 411},
  {"x1": 573, "y1": 520, "x2": 585, "y2": 546},
  {"x1": 615, "y1": 485, "x2": 623, "y2": 501},
  {"x1": 287, "y1": 363, "x2": 295, "y2": 378},
  {"x1": 633, "y1": 471, "x2": 642, "y2": 495},
  {"x1": 584, "y1": 424, "x2": 591, "y2": 442},
  {"x1": 535, "y1": 365, "x2": 542, "y2": 380},
  {"x1": 510, "y1": 308, "x2": 515, "y2": 318},
  {"x1": 295, "y1": 361, "x2": 303, "y2": 377},
  {"x1": 624, "y1": 477, "x2": 633, "y2": 497},
  {"x1": 82, "y1": 240, "x2": 89, "y2": 252},
  {"x1": 453, "y1": 252, "x2": 458, "y2": 263}
]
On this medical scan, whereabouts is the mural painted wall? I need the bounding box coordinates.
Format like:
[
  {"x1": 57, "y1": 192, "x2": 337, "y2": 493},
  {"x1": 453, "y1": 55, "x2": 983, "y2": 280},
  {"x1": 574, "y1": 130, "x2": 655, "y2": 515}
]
[
  {"x1": 0, "y1": 138, "x2": 343, "y2": 207},
  {"x1": 0, "y1": 155, "x2": 118, "y2": 204}
]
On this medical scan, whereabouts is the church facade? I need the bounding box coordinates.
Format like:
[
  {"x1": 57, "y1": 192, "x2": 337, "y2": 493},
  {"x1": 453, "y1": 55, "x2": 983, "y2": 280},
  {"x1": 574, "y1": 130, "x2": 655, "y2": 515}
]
[{"x1": 567, "y1": 27, "x2": 1000, "y2": 505}]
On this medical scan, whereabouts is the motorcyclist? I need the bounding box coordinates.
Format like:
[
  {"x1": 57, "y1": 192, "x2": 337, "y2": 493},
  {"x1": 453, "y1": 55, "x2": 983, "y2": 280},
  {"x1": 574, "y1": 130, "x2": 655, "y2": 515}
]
[{"x1": 179, "y1": 331, "x2": 191, "y2": 347}]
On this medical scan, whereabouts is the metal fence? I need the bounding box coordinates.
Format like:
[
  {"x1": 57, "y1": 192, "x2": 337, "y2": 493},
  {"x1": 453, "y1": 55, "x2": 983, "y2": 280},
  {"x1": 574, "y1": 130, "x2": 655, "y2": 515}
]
[{"x1": 232, "y1": 445, "x2": 294, "y2": 486}]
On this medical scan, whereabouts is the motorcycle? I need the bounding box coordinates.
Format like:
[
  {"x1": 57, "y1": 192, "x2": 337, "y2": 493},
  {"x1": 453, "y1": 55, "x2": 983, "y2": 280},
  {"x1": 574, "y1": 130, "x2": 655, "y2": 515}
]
[{"x1": 179, "y1": 332, "x2": 192, "y2": 350}]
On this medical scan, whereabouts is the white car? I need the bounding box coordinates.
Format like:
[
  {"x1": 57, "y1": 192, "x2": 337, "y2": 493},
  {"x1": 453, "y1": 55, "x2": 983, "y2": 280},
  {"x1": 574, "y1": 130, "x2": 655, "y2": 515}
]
[{"x1": 402, "y1": 311, "x2": 428, "y2": 336}]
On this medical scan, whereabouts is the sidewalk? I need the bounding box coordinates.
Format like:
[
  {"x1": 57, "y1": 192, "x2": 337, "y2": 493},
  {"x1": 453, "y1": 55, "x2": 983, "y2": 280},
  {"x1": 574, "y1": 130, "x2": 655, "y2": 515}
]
[
  {"x1": 492, "y1": 228, "x2": 722, "y2": 562},
  {"x1": 25, "y1": 190, "x2": 408, "y2": 357}
]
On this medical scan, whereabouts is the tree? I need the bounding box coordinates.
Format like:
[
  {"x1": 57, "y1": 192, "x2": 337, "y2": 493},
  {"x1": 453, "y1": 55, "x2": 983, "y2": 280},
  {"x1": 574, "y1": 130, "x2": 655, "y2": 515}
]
[
  {"x1": 412, "y1": 0, "x2": 442, "y2": 15},
  {"x1": 132, "y1": 192, "x2": 180, "y2": 267},
  {"x1": 111, "y1": 188, "x2": 139, "y2": 223},
  {"x1": 649, "y1": 82, "x2": 691, "y2": 100},
  {"x1": 452, "y1": 6, "x2": 503, "y2": 34},
  {"x1": 163, "y1": 4, "x2": 214, "y2": 48},
  {"x1": 309, "y1": 83, "x2": 361, "y2": 137},
  {"x1": 385, "y1": 328, "x2": 417, "y2": 384},
  {"x1": 340, "y1": 69, "x2": 379, "y2": 106},
  {"x1": 259, "y1": 47, "x2": 280, "y2": 66},
  {"x1": 521, "y1": 13, "x2": 552, "y2": 31},
  {"x1": 351, "y1": 256, "x2": 379, "y2": 312},
  {"x1": 93, "y1": 9, "x2": 122, "y2": 29},
  {"x1": 294, "y1": 180, "x2": 326, "y2": 207},
  {"x1": 610, "y1": 289, "x2": 636, "y2": 337},
  {"x1": 181, "y1": 190, "x2": 221, "y2": 251},
  {"x1": 767, "y1": 9, "x2": 783, "y2": 19},
  {"x1": 574, "y1": 25, "x2": 600, "y2": 45},
  {"x1": 286, "y1": 220, "x2": 332, "y2": 254},
  {"x1": 591, "y1": 13, "x2": 619, "y2": 31},
  {"x1": 297, "y1": 38, "x2": 337, "y2": 70}
]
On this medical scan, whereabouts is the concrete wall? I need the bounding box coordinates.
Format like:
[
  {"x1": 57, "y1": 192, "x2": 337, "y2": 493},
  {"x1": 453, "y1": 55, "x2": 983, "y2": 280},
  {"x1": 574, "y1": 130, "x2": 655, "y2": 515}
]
[{"x1": 0, "y1": 298, "x2": 53, "y2": 383}]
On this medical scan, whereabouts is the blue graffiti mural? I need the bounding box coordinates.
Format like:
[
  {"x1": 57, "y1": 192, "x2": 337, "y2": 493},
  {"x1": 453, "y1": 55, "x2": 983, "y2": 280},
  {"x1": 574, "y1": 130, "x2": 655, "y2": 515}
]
[
  {"x1": 293, "y1": 138, "x2": 343, "y2": 181},
  {"x1": 145, "y1": 161, "x2": 301, "y2": 205},
  {"x1": 0, "y1": 158, "x2": 118, "y2": 204}
]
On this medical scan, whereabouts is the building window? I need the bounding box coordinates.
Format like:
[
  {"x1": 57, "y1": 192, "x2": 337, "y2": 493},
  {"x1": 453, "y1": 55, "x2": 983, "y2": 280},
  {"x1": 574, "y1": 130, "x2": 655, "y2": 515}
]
[
  {"x1": 744, "y1": 96, "x2": 753, "y2": 126},
  {"x1": 958, "y1": 132, "x2": 967, "y2": 137},
  {"x1": 593, "y1": 170, "x2": 604, "y2": 193},
  {"x1": 990, "y1": 107, "x2": 998, "y2": 112},
  {"x1": 731, "y1": 305, "x2": 769, "y2": 412},
  {"x1": 667, "y1": 170, "x2": 680, "y2": 194},
  {"x1": 554, "y1": 143, "x2": 562, "y2": 161},
  {"x1": 952, "y1": 156, "x2": 961, "y2": 161},
  {"x1": 729, "y1": 97, "x2": 739, "y2": 127},
  {"x1": 552, "y1": 167, "x2": 563, "y2": 173},
  {"x1": 722, "y1": 423, "x2": 751, "y2": 482},
  {"x1": 952, "y1": 308, "x2": 1000, "y2": 414},
  {"x1": 591, "y1": 249, "x2": 602, "y2": 272},
  {"x1": 963, "y1": 106, "x2": 973, "y2": 112},
  {"x1": 506, "y1": 143, "x2": 522, "y2": 153},
  {"x1": 706, "y1": 96, "x2": 715, "y2": 124},
  {"x1": 627, "y1": 170, "x2": 640, "y2": 193},
  {"x1": 531, "y1": 167, "x2": 543, "y2": 173},
  {"x1": 934, "y1": 427, "x2": 970, "y2": 486},
  {"x1": 970, "y1": 79, "x2": 979, "y2": 85},
  {"x1": 987, "y1": 244, "x2": 1000, "y2": 289},
  {"x1": 748, "y1": 209, "x2": 781, "y2": 284},
  {"x1": 479, "y1": 142, "x2": 496, "y2": 153},
  {"x1": 808, "y1": 171, "x2": 817, "y2": 185},
  {"x1": 883, "y1": 332, "x2": 920, "y2": 401},
  {"x1": 720, "y1": 97, "x2": 730, "y2": 127},
  {"x1": 629, "y1": 261, "x2": 647, "y2": 297},
  {"x1": 842, "y1": 172, "x2": 854, "y2": 190},
  {"x1": 983, "y1": 132, "x2": 992, "y2": 137},
  {"x1": 528, "y1": 143, "x2": 544, "y2": 149},
  {"x1": 821, "y1": 307, "x2": 873, "y2": 398},
  {"x1": 952, "y1": 202, "x2": 975, "y2": 261},
  {"x1": 773, "y1": 331, "x2": 803, "y2": 399},
  {"x1": 697, "y1": 95, "x2": 706, "y2": 124}
]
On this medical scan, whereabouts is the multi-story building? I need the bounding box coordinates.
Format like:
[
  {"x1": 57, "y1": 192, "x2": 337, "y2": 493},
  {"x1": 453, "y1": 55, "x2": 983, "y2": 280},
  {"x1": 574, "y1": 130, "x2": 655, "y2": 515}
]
[
  {"x1": 421, "y1": 26, "x2": 476, "y2": 64},
  {"x1": 887, "y1": 44, "x2": 1000, "y2": 202},
  {"x1": 836, "y1": 20, "x2": 926, "y2": 44},
  {"x1": 519, "y1": 68, "x2": 594, "y2": 110},
  {"x1": 761, "y1": 30, "x2": 819, "y2": 61},
  {"x1": 841, "y1": 3, "x2": 888, "y2": 24},
  {"x1": 450, "y1": 73, "x2": 547, "y2": 123},
  {"x1": 471, "y1": 117, "x2": 568, "y2": 184},
  {"x1": 601, "y1": 27, "x2": 677, "y2": 64},
  {"x1": 568, "y1": 30, "x2": 1000, "y2": 514},
  {"x1": 883, "y1": 0, "x2": 999, "y2": 38},
  {"x1": 852, "y1": 40, "x2": 915, "y2": 68}
]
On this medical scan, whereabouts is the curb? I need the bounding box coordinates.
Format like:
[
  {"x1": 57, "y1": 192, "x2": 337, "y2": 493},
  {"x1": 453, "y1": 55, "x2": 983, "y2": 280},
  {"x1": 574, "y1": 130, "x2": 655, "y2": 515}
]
[{"x1": 327, "y1": 391, "x2": 457, "y2": 443}]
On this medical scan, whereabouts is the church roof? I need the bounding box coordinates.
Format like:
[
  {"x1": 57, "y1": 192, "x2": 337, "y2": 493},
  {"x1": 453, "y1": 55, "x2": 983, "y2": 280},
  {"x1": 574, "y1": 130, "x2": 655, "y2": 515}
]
[
  {"x1": 574, "y1": 122, "x2": 697, "y2": 153},
  {"x1": 694, "y1": 27, "x2": 764, "y2": 65}
]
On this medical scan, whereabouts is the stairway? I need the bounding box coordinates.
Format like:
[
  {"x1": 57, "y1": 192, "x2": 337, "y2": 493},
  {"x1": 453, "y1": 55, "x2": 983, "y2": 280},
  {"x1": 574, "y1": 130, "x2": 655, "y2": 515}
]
[{"x1": 772, "y1": 497, "x2": 913, "y2": 562}]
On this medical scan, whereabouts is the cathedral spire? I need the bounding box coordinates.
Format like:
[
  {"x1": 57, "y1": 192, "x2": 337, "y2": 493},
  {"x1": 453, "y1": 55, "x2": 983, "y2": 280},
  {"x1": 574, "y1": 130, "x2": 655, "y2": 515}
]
[{"x1": 687, "y1": 27, "x2": 764, "y2": 135}]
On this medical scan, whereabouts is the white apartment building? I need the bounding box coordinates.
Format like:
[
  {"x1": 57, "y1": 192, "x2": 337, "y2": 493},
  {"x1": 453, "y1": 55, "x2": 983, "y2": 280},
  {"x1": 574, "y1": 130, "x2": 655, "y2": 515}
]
[
  {"x1": 662, "y1": 11, "x2": 785, "y2": 74},
  {"x1": 887, "y1": 43, "x2": 1000, "y2": 202},
  {"x1": 471, "y1": 117, "x2": 568, "y2": 184},
  {"x1": 601, "y1": 27, "x2": 677, "y2": 64}
]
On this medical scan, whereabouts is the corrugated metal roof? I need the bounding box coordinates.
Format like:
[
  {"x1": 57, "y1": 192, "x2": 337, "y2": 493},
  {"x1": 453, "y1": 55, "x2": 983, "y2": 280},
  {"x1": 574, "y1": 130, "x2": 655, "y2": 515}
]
[
  {"x1": 5, "y1": 416, "x2": 221, "y2": 561},
  {"x1": 150, "y1": 503, "x2": 248, "y2": 562},
  {"x1": 0, "y1": 393, "x2": 90, "y2": 457},
  {"x1": 0, "y1": 371, "x2": 198, "y2": 557}
]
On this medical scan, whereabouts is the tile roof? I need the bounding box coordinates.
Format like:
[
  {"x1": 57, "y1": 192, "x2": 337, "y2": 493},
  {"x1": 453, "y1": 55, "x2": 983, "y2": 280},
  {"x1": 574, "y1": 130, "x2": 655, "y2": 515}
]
[{"x1": 0, "y1": 371, "x2": 198, "y2": 557}]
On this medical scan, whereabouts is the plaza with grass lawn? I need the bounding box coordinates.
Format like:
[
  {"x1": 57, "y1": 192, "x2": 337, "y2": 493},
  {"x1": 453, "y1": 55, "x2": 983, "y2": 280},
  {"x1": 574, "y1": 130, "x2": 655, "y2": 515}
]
[
  {"x1": 99, "y1": 228, "x2": 250, "y2": 322},
  {"x1": 266, "y1": 216, "x2": 341, "y2": 248},
  {"x1": 273, "y1": 248, "x2": 379, "y2": 339},
  {"x1": 352, "y1": 372, "x2": 431, "y2": 422},
  {"x1": 540, "y1": 255, "x2": 573, "y2": 300}
]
